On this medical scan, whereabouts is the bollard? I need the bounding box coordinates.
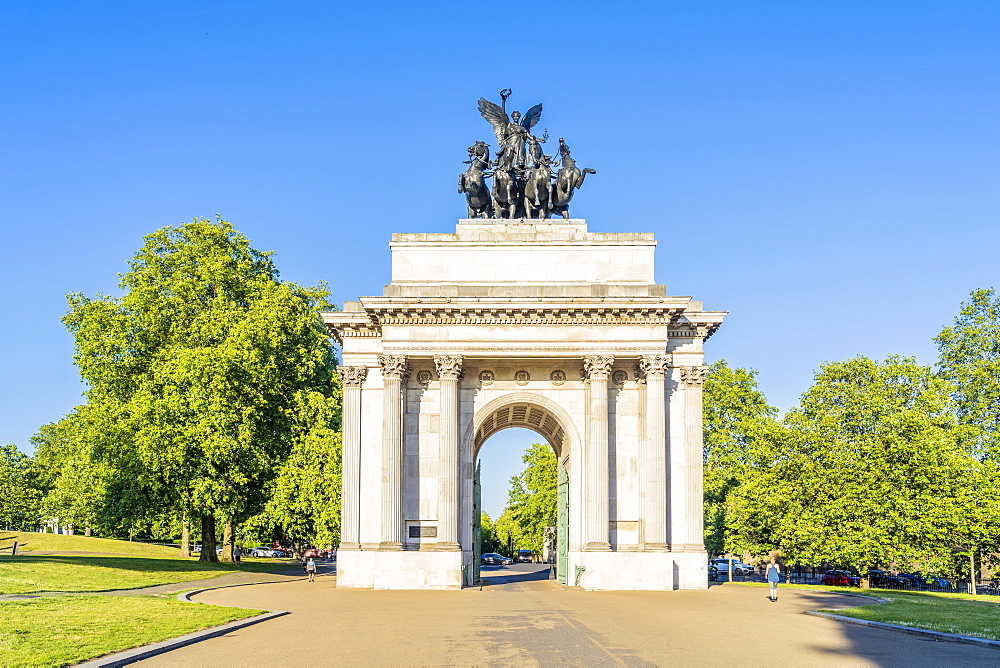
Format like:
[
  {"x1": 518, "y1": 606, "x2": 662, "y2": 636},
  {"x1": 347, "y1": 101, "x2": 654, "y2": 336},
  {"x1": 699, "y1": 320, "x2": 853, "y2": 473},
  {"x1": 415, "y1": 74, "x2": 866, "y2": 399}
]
[{"x1": 11, "y1": 541, "x2": 18, "y2": 556}]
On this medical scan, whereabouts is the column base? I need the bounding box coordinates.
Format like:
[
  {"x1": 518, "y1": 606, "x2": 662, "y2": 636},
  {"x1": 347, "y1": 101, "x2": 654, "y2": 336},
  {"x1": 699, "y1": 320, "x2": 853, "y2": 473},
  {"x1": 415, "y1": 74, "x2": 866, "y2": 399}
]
[
  {"x1": 378, "y1": 541, "x2": 403, "y2": 551},
  {"x1": 434, "y1": 542, "x2": 461, "y2": 551},
  {"x1": 336, "y1": 549, "x2": 464, "y2": 589},
  {"x1": 582, "y1": 541, "x2": 612, "y2": 551},
  {"x1": 641, "y1": 542, "x2": 670, "y2": 552},
  {"x1": 338, "y1": 542, "x2": 361, "y2": 551}
]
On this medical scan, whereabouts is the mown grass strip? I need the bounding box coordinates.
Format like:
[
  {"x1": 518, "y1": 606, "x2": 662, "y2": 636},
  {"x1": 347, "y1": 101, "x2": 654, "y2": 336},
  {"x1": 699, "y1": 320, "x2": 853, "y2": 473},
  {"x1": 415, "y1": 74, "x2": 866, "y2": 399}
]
[
  {"x1": 820, "y1": 591, "x2": 1000, "y2": 641},
  {"x1": 732, "y1": 581, "x2": 1000, "y2": 641},
  {"x1": 0, "y1": 555, "x2": 288, "y2": 595},
  {"x1": 0, "y1": 532, "x2": 182, "y2": 557},
  {"x1": 0, "y1": 594, "x2": 261, "y2": 667}
]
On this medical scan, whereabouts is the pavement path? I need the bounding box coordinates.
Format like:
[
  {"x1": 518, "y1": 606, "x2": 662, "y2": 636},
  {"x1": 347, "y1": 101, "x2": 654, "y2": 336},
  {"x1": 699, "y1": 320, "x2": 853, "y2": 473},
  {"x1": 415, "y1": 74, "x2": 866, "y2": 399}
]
[{"x1": 134, "y1": 564, "x2": 1000, "y2": 667}]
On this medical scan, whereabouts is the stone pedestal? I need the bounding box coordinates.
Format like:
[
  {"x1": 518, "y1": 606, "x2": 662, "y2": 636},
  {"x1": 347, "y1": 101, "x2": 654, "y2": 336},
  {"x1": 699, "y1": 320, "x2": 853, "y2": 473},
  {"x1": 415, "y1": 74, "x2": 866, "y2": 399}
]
[{"x1": 324, "y1": 219, "x2": 725, "y2": 591}]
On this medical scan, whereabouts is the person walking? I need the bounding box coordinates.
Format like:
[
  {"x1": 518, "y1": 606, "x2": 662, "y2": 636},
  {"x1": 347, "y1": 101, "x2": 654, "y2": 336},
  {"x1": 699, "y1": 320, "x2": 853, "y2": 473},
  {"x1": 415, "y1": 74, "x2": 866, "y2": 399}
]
[
  {"x1": 233, "y1": 545, "x2": 241, "y2": 568},
  {"x1": 305, "y1": 557, "x2": 317, "y2": 582},
  {"x1": 767, "y1": 562, "x2": 781, "y2": 602}
]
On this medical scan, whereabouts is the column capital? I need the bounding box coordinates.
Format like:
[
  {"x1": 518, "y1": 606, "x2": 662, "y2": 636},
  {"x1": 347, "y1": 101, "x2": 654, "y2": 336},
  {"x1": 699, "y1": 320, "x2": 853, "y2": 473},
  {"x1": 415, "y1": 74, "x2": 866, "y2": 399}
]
[
  {"x1": 678, "y1": 365, "x2": 710, "y2": 386},
  {"x1": 337, "y1": 365, "x2": 369, "y2": 388},
  {"x1": 433, "y1": 354, "x2": 464, "y2": 380},
  {"x1": 582, "y1": 354, "x2": 614, "y2": 381},
  {"x1": 639, "y1": 354, "x2": 672, "y2": 378},
  {"x1": 378, "y1": 354, "x2": 409, "y2": 380}
]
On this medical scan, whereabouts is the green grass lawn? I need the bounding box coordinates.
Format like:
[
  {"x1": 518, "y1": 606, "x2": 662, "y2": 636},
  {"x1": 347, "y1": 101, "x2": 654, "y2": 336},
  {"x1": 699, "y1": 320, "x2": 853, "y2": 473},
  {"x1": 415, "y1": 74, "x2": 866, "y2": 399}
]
[
  {"x1": 1, "y1": 531, "x2": 183, "y2": 557},
  {"x1": 0, "y1": 595, "x2": 262, "y2": 667},
  {"x1": 820, "y1": 590, "x2": 1000, "y2": 641},
  {"x1": 0, "y1": 555, "x2": 290, "y2": 595},
  {"x1": 733, "y1": 581, "x2": 1000, "y2": 641}
]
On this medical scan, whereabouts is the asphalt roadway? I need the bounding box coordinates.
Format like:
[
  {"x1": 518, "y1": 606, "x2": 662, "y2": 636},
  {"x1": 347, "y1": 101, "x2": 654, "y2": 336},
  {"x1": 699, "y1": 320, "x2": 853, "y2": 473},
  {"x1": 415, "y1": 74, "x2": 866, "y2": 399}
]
[{"x1": 137, "y1": 563, "x2": 1000, "y2": 667}]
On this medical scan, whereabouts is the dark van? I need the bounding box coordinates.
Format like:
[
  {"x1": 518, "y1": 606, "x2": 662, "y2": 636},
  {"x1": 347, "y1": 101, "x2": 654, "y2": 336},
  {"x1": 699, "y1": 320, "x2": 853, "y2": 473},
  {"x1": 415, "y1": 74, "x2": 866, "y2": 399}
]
[{"x1": 517, "y1": 549, "x2": 533, "y2": 563}]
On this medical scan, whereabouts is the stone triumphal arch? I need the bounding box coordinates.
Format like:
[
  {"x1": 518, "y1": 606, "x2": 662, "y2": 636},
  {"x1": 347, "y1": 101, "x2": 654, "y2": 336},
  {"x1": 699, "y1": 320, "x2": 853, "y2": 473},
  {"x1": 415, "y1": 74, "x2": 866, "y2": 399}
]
[{"x1": 324, "y1": 218, "x2": 725, "y2": 590}]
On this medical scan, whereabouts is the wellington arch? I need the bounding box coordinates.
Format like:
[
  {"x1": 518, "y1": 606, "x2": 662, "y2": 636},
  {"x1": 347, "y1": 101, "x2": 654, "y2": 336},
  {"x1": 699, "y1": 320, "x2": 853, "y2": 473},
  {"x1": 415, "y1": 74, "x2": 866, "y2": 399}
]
[{"x1": 323, "y1": 218, "x2": 726, "y2": 590}]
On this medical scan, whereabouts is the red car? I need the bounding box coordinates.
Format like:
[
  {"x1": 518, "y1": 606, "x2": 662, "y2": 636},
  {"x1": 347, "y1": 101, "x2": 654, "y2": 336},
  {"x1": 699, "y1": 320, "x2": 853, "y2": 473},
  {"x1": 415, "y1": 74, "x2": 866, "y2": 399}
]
[{"x1": 820, "y1": 570, "x2": 859, "y2": 587}]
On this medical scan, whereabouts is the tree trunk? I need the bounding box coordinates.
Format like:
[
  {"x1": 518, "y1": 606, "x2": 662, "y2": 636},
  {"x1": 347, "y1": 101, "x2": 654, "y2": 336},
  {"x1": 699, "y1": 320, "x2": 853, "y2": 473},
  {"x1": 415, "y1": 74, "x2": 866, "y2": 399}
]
[
  {"x1": 179, "y1": 514, "x2": 191, "y2": 558},
  {"x1": 860, "y1": 574, "x2": 870, "y2": 590},
  {"x1": 84, "y1": 527, "x2": 92, "y2": 537},
  {"x1": 219, "y1": 519, "x2": 234, "y2": 563},
  {"x1": 199, "y1": 515, "x2": 219, "y2": 562}
]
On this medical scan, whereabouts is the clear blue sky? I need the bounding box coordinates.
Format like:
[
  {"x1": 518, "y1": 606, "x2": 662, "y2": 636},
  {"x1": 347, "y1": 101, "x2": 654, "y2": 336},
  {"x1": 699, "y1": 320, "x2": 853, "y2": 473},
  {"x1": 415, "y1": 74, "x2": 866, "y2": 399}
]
[{"x1": 2, "y1": 2, "x2": 998, "y2": 517}]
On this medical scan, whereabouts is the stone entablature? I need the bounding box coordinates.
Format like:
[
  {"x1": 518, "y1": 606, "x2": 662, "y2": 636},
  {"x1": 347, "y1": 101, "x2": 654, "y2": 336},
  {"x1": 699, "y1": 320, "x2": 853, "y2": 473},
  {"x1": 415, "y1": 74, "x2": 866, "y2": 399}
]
[{"x1": 323, "y1": 219, "x2": 726, "y2": 591}]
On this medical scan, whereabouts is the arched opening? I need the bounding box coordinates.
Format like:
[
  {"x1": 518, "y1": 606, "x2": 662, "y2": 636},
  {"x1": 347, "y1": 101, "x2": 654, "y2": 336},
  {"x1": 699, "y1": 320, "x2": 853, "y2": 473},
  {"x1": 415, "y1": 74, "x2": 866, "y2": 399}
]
[{"x1": 467, "y1": 397, "x2": 574, "y2": 586}]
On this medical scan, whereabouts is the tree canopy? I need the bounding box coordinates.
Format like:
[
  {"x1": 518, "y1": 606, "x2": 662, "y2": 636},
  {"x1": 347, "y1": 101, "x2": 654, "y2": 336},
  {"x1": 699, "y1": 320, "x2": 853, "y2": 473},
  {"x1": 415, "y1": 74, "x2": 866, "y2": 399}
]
[
  {"x1": 494, "y1": 443, "x2": 558, "y2": 555},
  {"x1": 62, "y1": 217, "x2": 338, "y2": 559}
]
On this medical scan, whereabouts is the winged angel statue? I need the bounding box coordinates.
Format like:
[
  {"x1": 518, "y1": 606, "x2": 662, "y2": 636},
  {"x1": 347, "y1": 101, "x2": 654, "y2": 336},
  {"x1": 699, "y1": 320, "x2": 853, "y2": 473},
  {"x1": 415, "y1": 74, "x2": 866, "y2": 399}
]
[
  {"x1": 458, "y1": 89, "x2": 596, "y2": 219},
  {"x1": 477, "y1": 91, "x2": 543, "y2": 171}
]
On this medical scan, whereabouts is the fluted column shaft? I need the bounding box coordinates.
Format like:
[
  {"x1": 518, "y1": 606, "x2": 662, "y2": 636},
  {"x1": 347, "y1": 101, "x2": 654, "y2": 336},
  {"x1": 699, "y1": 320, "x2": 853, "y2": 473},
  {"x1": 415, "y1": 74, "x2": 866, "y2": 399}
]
[
  {"x1": 681, "y1": 365, "x2": 709, "y2": 549},
  {"x1": 337, "y1": 366, "x2": 368, "y2": 551},
  {"x1": 583, "y1": 355, "x2": 613, "y2": 551},
  {"x1": 639, "y1": 355, "x2": 670, "y2": 550},
  {"x1": 435, "y1": 355, "x2": 463, "y2": 550},
  {"x1": 379, "y1": 355, "x2": 408, "y2": 550}
]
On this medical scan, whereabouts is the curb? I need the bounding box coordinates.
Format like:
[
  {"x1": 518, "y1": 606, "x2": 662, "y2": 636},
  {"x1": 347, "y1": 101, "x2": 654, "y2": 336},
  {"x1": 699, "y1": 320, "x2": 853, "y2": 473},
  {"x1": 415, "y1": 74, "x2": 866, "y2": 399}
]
[
  {"x1": 804, "y1": 611, "x2": 1000, "y2": 649},
  {"x1": 75, "y1": 611, "x2": 288, "y2": 667}
]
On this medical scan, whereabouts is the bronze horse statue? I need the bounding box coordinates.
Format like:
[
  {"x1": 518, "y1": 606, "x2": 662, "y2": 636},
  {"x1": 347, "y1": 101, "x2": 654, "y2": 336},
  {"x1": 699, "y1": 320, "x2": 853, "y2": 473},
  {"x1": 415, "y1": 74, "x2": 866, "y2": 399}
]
[
  {"x1": 550, "y1": 138, "x2": 596, "y2": 219},
  {"x1": 458, "y1": 141, "x2": 493, "y2": 218},
  {"x1": 524, "y1": 157, "x2": 553, "y2": 219},
  {"x1": 491, "y1": 164, "x2": 522, "y2": 218}
]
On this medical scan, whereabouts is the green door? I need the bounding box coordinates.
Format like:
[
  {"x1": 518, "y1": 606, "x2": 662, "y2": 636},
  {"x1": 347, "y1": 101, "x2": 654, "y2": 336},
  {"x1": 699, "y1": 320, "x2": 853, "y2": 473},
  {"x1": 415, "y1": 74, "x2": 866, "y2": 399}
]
[
  {"x1": 472, "y1": 461, "x2": 481, "y2": 585},
  {"x1": 557, "y1": 462, "x2": 569, "y2": 583}
]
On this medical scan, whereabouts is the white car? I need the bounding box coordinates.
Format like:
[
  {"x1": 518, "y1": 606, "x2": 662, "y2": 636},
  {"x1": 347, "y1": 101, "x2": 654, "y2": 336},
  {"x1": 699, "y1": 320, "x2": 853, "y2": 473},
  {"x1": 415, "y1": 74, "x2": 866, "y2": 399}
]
[{"x1": 250, "y1": 546, "x2": 280, "y2": 558}]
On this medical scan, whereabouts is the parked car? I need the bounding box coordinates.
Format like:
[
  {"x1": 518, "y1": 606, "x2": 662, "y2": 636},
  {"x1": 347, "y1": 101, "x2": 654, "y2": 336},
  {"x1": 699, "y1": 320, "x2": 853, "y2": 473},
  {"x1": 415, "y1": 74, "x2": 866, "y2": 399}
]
[
  {"x1": 820, "y1": 570, "x2": 859, "y2": 587},
  {"x1": 867, "y1": 570, "x2": 906, "y2": 588},
  {"x1": 301, "y1": 547, "x2": 324, "y2": 559},
  {"x1": 709, "y1": 558, "x2": 753, "y2": 576},
  {"x1": 250, "y1": 546, "x2": 281, "y2": 558},
  {"x1": 481, "y1": 553, "x2": 513, "y2": 565},
  {"x1": 898, "y1": 572, "x2": 950, "y2": 590},
  {"x1": 517, "y1": 549, "x2": 533, "y2": 563}
]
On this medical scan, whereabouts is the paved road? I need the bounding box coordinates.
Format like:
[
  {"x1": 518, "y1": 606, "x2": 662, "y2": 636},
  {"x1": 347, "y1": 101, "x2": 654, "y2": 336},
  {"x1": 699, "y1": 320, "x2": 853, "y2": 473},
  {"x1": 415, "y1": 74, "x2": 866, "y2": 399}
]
[{"x1": 138, "y1": 563, "x2": 1000, "y2": 667}]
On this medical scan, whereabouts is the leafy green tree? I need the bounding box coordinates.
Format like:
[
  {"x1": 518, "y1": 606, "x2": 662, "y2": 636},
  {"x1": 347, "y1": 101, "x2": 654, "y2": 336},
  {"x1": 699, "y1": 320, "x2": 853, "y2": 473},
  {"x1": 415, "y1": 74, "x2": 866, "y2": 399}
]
[
  {"x1": 702, "y1": 360, "x2": 780, "y2": 556},
  {"x1": 0, "y1": 444, "x2": 43, "y2": 530},
  {"x1": 244, "y1": 400, "x2": 343, "y2": 554},
  {"x1": 726, "y1": 356, "x2": 976, "y2": 587},
  {"x1": 494, "y1": 443, "x2": 557, "y2": 555},
  {"x1": 935, "y1": 288, "x2": 1000, "y2": 459},
  {"x1": 478, "y1": 511, "x2": 496, "y2": 554},
  {"x1": 63, "y1": 218, "x2": 338, "y2": 562},
  {"x1": 31, "y1": 414, "x2": 112, "y2": 536}
]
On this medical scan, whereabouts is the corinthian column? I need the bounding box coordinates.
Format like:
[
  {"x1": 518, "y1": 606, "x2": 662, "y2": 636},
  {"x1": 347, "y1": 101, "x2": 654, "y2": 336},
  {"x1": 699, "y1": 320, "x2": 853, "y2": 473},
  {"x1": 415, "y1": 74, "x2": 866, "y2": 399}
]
[
  {"x1": 582, "y1": 354, "x2": 614, "y2": 551},
  {"x1": 669, "y1": 365, "x2": 709, "y2": 551},
  {"x1": 378, "y1": 354, "x2": 408, "y2": 550},
  {"x1": 639, "y1": 354, "x2": 670, "y2": 551},
  {"x1": 434, "y1": 354, "x2": 463, "y2": 550},
  {"x1": 337, "y1": 365, "x2": 368, "y2": 551}
]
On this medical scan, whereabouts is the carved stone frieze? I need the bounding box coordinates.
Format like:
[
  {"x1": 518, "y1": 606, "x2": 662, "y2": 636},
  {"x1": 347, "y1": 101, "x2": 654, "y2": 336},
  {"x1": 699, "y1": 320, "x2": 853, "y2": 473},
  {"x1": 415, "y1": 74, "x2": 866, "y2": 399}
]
[
  {"x1": 416, "y1": 370, "x2": 433, "y2": 386},
  {"x1": 678, "y1": 365, "x2": 710, "y2": 386},
  {"x1": 639, "y1": 354, "x2": 672, "y2": 378},
  {"x1": 582, "y1": 354, "x2": 615, "y2": 380},
  {"x1": 433, "y1": 354, "x2": 464, "y2": 380},
  {"x1": 478, "y1": 370, "x2": 495, "y2": 385},
  {"x1": 611, "y1": 369, "x2": 628, "y2": 385},
  {"x1": 337, "y1": 365, "x2": 369, "y2": 388},
  {"x1": 514, "y1": 370, "x2": 530, "y2": 385},
  {"x1": 550, "y1": 369, "x2": 566, "y2": 386},
  {"x1": 378, "y1": 354, "x2": 409, "y2": 379}
]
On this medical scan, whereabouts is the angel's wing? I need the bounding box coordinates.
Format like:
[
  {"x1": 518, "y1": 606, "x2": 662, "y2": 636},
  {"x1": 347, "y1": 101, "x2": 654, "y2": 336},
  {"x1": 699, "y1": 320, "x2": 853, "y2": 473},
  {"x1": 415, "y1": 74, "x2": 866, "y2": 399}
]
[
  {"x1": 520, "y1": 103, "x2": 543, "y2": 131},
  {"x1": 478, "y1": 98, "x2": 509, "y2": 143}
]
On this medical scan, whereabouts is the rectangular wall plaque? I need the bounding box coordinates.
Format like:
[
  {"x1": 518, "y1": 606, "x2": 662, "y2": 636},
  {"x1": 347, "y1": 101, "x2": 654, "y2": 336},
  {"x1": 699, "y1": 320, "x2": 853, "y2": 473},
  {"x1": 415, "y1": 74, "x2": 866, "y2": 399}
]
[{"x1": 408, "y1": 526, "x2": 437, "y2": 538}]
